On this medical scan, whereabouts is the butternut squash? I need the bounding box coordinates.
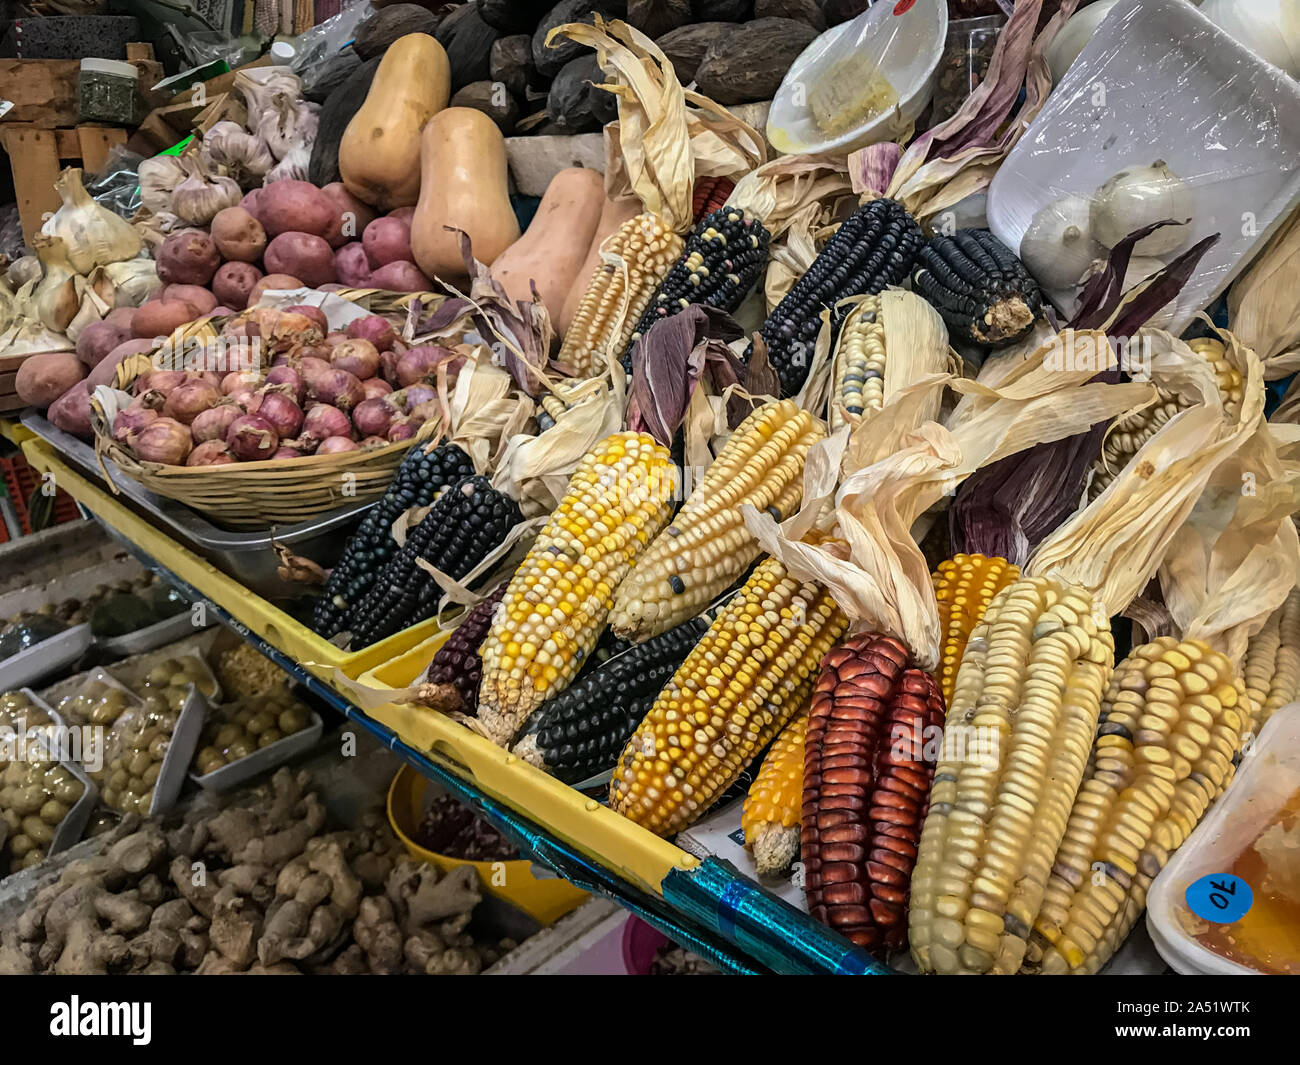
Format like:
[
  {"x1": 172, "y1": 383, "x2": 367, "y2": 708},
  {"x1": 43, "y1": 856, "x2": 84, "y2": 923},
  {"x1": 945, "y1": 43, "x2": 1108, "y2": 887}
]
[
  {"x1": 411, "y1": 107, "x2": 520, "y2": 281},
  {"x1": 338, "y1": 34, "x2": 451, "y2": 210},
  {"x1": 557, "y1": 193, "x2": 643, "y2": 336},
  {"x1": 490, "y1": 167, "x2": 605, "y2": 321}
]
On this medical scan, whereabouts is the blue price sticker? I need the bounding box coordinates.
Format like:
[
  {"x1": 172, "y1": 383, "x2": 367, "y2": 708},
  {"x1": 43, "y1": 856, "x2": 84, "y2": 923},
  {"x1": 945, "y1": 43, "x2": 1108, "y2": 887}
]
[{"x1": 1185, "y1": 873, "x2": 1253, "y2": 924}]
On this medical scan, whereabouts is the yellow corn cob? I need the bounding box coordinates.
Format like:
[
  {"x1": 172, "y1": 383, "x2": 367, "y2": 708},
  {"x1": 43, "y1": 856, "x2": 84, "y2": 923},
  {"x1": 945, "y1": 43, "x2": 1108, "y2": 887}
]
[
  {"x1": 609, "y1": 400, "x2": 825, "y2": 641},
  {"x1": 1023, "y1": 637, "x2": 1246, "y2": 974},
  {"x1": 1088, "y1": 338, "x2": 1244, "y2": 500},
  {"x1": 909, "y1": 576, "x2": 1115, "y2": 975},
  {"x1": 558, "y1": 213, "x2": 684, "y2": 378},
  {"x1": 830, "y1": 295, "x2": 886, "y2": 431},
  {"x1": 610, "y1": 557, "x2": 848, "y2": 837},
  {"x1": 741, "y1": 711, "x2": 807, "y2": 877},
  {"x1": 932, "y1": 553, "x2": 1020, "y2": 707},
  {"x1": 476, "y1": 432, "x2": 676, "y2": 744},
  {"x1": 1243, "y1": 586, "x2": 1300, "y2": 729}
]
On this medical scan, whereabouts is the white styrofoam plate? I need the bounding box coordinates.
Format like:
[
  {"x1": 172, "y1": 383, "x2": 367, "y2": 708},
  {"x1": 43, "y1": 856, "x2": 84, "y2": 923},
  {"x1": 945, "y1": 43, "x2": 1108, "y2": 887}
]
[
  {"x1": 0, "y1": 624, "x2": 93, "y2": 692},
  {"x1": 99, "y1": 609, "x2": 213, "y2": 658},
  {"x1": 987, "y1": 0, "x2": 1300, "y2": 334},
  {"x1": 188, "y1": 710, "x2": 324, "y2": 793}
]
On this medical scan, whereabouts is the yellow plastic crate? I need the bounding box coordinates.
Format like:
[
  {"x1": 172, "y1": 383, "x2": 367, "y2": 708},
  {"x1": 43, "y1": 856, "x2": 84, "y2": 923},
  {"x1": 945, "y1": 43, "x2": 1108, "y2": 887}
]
[{"x1": 21, "y1": 439, "x2": 445, "y2": 685}]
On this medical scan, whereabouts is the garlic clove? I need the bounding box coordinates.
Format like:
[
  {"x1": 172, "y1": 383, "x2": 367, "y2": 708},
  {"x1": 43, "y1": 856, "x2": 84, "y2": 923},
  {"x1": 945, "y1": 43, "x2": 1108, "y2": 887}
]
[{"x1": 1090, "y1": 160, "x2": 1193, "y2": 257}]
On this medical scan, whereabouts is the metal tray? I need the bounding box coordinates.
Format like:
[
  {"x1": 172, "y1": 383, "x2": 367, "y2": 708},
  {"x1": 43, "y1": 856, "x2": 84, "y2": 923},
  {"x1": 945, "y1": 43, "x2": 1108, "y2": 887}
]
[{"x1": 21, "y1": 412, "x2": 374, "y2": 599}]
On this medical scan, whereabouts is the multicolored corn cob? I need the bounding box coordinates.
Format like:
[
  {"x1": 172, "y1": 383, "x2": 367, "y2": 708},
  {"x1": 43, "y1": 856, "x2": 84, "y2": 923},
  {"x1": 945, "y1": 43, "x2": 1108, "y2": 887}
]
[
  {"x1": 1023, "y1": 637, "x2": 1246, "y2": 974},
  {"x1": 413, "y1": 584, "x2": 507, "y2": 714},
  {"x1": 801, "y1": 634, "x2": 946, "y2": 955},
  {"x1": 610, "y1": 557, "x2": 848, "y2": 836},
  {"x1": 476, "y1": 432, "x2": 677, "y2": 744},
  {"x1": 828, "y1": 295, "x2": 886, "y2": 431},
  {"x1": 932, "y1": 553, "x2": 1020, "y2": 707},
  {"x1": 742, "y1": 712, "x2": 807, "y2": 878},
  {"x1": 610, "y1": 400, "x2": 824, "y2": 641}
]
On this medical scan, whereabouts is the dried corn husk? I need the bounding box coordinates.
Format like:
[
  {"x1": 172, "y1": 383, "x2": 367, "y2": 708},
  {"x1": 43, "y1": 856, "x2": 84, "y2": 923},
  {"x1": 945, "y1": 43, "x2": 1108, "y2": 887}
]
[
  {"x1": 728, "y1": 153, "x2": 854, "y2": 239},
  {"x1": 550, "y1": 17, "x2": 765, "y2": 233},
  {"x1": 742, "y1": 330, "x2": 1154, "y2": 667},
  {"x1": 1228, "y1": 205, "x2": 1300, "y2": 379}
]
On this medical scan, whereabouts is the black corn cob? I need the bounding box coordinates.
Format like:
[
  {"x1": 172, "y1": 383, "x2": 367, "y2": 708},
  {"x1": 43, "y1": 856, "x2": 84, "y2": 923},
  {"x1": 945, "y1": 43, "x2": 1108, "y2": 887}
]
[
  {"x1": 348, "y1": 476, "x2": 523, "y2": 648},
  {"x1": 512, "y1": 616, "x2": 709, "y2": 782},
  {"x1": 621, "y1": 207, "x2": 771, "y2": 373},
  {"x1": 750, "y1": 198, "x2": 924, "y2": 398},
  {"x1": 911, "y1": 228, "x2": 1043, "y2": 348},
  {"x1": 416, "y1": 584, "x2": 507, "y2": 714},
  {"x1": 312, "y1": 442, "x2": 476, "y2": 638}
]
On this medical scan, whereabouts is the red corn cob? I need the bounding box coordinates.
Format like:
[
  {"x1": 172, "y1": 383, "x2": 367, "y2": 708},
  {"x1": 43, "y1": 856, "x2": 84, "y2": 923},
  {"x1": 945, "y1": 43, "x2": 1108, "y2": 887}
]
[
  {"x1": 692, "y1": 177, "x2": 735, "y2": 223},
  {"x1": 414, "y1": 585, "x2": 506, "y2": 713},
  {"x1": 801, "y1": 633, "x2": 946, "y2": 956}
]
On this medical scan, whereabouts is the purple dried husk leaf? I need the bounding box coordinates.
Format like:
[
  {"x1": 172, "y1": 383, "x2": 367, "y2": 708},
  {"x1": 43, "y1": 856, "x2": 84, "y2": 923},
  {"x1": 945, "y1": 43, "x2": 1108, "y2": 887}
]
[
  {"x1": 1106, "y1": 232, "x2": 1219, "y2": 339},
  {"x1": 407, "y1": 295, "x2": 476, "y2": 341},
  {"x1": 1070, "y1": 220, "x2": 1190, "y2": 330}
]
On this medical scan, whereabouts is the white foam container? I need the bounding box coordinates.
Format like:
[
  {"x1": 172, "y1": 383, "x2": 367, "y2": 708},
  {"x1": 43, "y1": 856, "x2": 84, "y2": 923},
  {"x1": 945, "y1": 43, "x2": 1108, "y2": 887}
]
[
  {"x1": 1146, "y1": 703, "x2": 1300, "y2": 976},
  {"x1": 987, "y1": 0, "x2": 1300, "y2": 334},
  {"x1": 99, "y1": 609, "x2": 213, "y2": 658},
  {"x1": 766, "y1": 0, "x2": 947, "y2": 156},
  {"x1": 0, "y1": 624, "x2": 93, "y2": 692},
  {"x1": 188, "y1": 709, "x2": 324, "y2": 793}
]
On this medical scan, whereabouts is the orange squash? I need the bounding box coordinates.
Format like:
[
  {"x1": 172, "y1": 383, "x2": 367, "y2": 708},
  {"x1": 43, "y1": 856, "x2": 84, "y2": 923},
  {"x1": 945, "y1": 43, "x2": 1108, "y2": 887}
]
[
  {"x1": 557, "y1": 193, "x2": 642, "y2": 336},
  {"x1": 490, "y1": 168, "x2": 605, "y2": 321},
  {"x1": 411, "y1": 107, "x2": 520, "y2": 281},
  {"x1": 338, "y1": 34, "x2": 450, "y2": 210}
]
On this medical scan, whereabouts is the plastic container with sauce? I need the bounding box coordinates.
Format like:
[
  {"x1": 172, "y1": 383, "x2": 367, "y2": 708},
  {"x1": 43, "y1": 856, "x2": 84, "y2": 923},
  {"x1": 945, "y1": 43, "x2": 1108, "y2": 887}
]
[{"x1": 1146, "y1": 703, "x2": 1300, "y2": 975}]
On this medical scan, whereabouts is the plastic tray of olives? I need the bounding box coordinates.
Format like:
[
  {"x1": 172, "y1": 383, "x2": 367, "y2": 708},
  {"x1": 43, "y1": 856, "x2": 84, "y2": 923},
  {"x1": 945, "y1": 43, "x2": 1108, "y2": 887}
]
[
  {"x1": 189, "y1": 688, "x2": 323, "y2": 794},
  {"x1": 0, "y1": 689, "x2": 98, "y2": 874}
]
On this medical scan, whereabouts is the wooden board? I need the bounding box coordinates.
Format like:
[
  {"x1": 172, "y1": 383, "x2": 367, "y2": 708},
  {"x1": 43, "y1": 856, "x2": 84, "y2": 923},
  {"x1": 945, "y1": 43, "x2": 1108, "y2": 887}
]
[
  {"x1": 0, "y1": 60, "x2": 80, "y2": 128},
  {"x1": 1, "y1": 126, "x2": 61, "y2": 244},
  {"x1": 75, "y1": 126, "x2": 128, "y2": 174}
]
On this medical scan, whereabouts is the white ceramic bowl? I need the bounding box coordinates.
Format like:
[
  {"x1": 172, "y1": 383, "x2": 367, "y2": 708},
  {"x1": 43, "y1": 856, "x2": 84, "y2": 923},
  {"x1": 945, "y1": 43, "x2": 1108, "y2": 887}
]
[{"x1": 766, "y1": 0, "x2": 948, "y2": 156}]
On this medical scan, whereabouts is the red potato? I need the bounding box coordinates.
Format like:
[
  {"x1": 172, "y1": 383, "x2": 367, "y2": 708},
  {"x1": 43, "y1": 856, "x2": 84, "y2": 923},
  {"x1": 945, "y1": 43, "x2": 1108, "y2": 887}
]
[
  {"x1": 48, "y1": 381, "x2": 94, "y2": 440},
  {"x1": 212, "y1": 262, "x2": 265, "y2": 311},
  {"x1": 362, "y1": 216, "x2": 413, "y2": 269},
  {"x1": 89, "y1": 339, "x2": 158, "y2": 388},
  {"x1": 105, "y1": 307, "x2": 136, "y2": 330},
  {"x1": 156, "y1": 229, "x2": 221, "y2": 286},
  {"x1": 163, "y1": 285, "x2": 218, "y2": 316},
  {"x1": 131, "y1": 299, "x2": 200, "y2": 340},
  {"x1": 389, "y1": 206, "x2": 415, "y2": 224},
  {"x1": 258, "y1": 181, "x2": 336, "y2": 239},
  {"x1": 368, "y1": 260, "x2": 432, "y2": 293},
  {"x1": 247, "y1": 274, "x2": 305, "y2": 309},
  {"x1": 240, "y1": 188, "x2": 265, "y2": 223},
  {"x1": 335, "y1": 243, "x2": 372, "y2": 287},
  {"x1": 321, "y1": 183, "x2": 379, "y2": 249},
  {"x1": 264, "y1": 233, "x2": 337, "y2": 288},
  {"x1": 16, "y1": 351, "x2": 86, "y2": 408},
  {"x1": 76, "y1": 320, "x2": 133, "y2": 368},
  {"x1": 210, "y1": 206, "x2": 268, "y2": 263}
]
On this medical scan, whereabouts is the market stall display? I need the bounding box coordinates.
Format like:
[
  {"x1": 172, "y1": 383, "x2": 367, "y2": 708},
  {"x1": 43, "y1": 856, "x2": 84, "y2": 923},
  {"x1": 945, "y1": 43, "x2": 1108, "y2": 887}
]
[{"x1": 0, "y1": 0, "x2": 1297, "y2": 980}]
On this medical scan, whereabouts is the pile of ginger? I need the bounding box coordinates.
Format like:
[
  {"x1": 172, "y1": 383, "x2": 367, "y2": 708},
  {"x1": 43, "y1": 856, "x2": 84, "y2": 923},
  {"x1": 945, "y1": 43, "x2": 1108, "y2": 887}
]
[{"x1": 0, "y1": 768, "x2": 515, "y2": 975}]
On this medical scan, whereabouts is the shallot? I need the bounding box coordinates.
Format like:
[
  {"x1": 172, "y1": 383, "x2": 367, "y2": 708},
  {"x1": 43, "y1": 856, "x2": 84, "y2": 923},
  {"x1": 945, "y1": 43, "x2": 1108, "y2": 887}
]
[
  {"x1": 310, "y1": 368, "x2": 364, "y2": 412},
  {"x1": 136, "y1": 369, "x2": 188, "y2": 396},
  {"x1": 285, "y1": 305, "x2": 328, "y2": 332},
  {"x1": 264, "y1": 364, "x2": 306, "y2": 404},
  {"x1": 300, "y1": 403, "x2": 352, "y2": 445},
  {"x1": 271, "y1": 445, "x2": 307, "y2": 459},
  {"x1": 250, "y1": 389, "x2": 305, "y2": 439},
  {"x1": 163, "y1": 378, "x2": 222, "y2": 425},
  {"x1": 226, "y1": 413, "x2": 279, "y2": 461},
  {"x1": 191, "y1": 403, "x2": 241, "y2": 444},
  {"x1": 187, "y1": 440, "x2": 238, "y2": 466},
  {"x1": 130, "y1": 418, "x2": 193, "y2": 464},
  {"x1": 361, "y1": 378, "x2": 393, "y2": 401},
  {"x1": 221, "y1": 368, "x2": 263, "y2": 395},
  {"x1": 351, "y1": 397, "x2": 398, "y2": 438},
  {"x1": 396, "y1": 345, "x2": 457, "y2": 387},
  {"x1": 316, "y1": 436, "x2": 360, "y2": 454},
  {"x1": 347, "y1": 315, "x2": 396, "y2": 351},
  {"x1": 298, "y1": 356, "x2": 331, "y2": 384},
  {"x1": 387, "y1": 418, "x2": 417, "y2": 442},
  {"x1": 329, "y1": 338, "x2": 379, "y2": 380},
  {"x1": 112, "y1": 395, "x2": 163, "y2": 443}
]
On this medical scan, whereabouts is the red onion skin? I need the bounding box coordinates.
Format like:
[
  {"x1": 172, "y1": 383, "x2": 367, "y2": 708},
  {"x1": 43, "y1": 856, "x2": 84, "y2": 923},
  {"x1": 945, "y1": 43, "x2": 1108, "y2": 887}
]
[
  {"x1": 187, "y1": 440, "x2": 238, "y2": 466},
  {"x1": 300, "y1": 403, "x2": 353, "y2": 446},
  {"x1": 361, "y1": 377, "x2": 393, "y2": 401},
  {"x1": 191, "y1": 403, "x2": 241, "y2": 444},
  {"x1": 129, "y1": 418, "x2": 193, "y2": 464},
  {"x1": 309, "y1": 368, "x2": 364, "y2": 412},
  {"x1": 250, "y1": 389, "x2": 305, "y2": 439},
  {"x1": 163, "y1": 379, "x2": 222, "y2": 426},
  {"x1": 298, "y1": 356, "x2": 331, "y2": 384},
  {"x1": 229, "y1": 387, "x2": 257, "y2": 411},
  {"x1": 359, "y1": 435, "x2": 388, "y2": 448},
  {"x1": 113, "y1": 405, "x2": 160, "y2": 444},
  {"x1": 226, "y1": 414, "x2": 280, "y2": 461},
  {"x1": 387, "y1": 418, "x2": 417, "y2": 442},
  {"x1": 393, "y1": 384, "x2": 436, "y2": 413},
  {"x1": 323, "y1": 333, "x2": 349, "y2": 349},
  {"x1": 196, "y1": 371, "x2": 223, "y2": 390},
  {"x1": 329, "y1": 338, "x2": 380, "y2": 380},
  {"x1": 408, "y1": 400, "x2": 442, "y2": 426},
  {"x1": 347, "y1": 316, "x2": 396, "y2": 352},
  {"x1": 264, "y1": 364, "x2": 306, "y2": 404},
  {"x1": 351, "y1": 397, "x2": 397, "y2": 438},
  {"x1": 395, "y1": 345, "x2": 457, "y2": 387},
  {"x1": 285, "y1": 305, "x2": 328, "y2": 332},
  {"x1": 270, "y1": 446, "x2": 306, "y2": 459},
  {"x1": 316, "y1": 436, "x2": 360, "y2": 454},
  {"x1": 221, "y1": 369, "x2": 263, "y2": 395},
  {"x1": 379, "y1": 349, "x2": 399, "y2": 385},
  {"x1": 136, "y1": 370, "x2": 188, "y2": 397}
]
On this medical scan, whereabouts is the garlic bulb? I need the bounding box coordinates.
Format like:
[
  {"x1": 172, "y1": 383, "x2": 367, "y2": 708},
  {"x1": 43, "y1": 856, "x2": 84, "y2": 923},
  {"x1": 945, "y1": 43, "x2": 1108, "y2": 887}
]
[
  {"x1": 171, "y1": 152, "x2": 242, "y2": 227},
  {"x1": 234, "y1": 67, "x2": 303, "y2": 127},
  {"x1": 137, "y1": 154, "x2": 187, "y2": 214},
  {"x1": 1020, "y1": 194, "x2": 1102, "y2": 290},
  {"x1": 1091, "y1": 161, "x2": 1193, "y2": 256},
  {"x1": 6, "y1": 254, "x2": 42, "y2": 290},
  {"x1": 132, "y1": 208, "x2": 182, "y2": 251},
  {"x1": 201, "y1": 121, "x2": 274, "y2": 188},
  {"x1": 65, "y1": 275, "x2": 114, "y2": 344},
  {"x1": 264, "y1": 144, "x2": 310, "y2": 184},
  {"x1": 258, "y1": 95, "x2": 319, "y2": 162},
  {"x1": 43, "y1": 168, "x2": 143, "y2": 273},
  {"x1": 32, "y1": 235, "x2": 80, "y2": 333},
  {"x1": 104, "y1": 258, "x2": 162, "y2": 308}
]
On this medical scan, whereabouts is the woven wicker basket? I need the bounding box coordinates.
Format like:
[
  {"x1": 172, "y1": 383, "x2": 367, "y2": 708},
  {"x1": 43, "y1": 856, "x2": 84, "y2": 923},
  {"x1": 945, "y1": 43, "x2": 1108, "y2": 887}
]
[{"x1": 94, "y1": 289, "x2": 443, "y2": 530}]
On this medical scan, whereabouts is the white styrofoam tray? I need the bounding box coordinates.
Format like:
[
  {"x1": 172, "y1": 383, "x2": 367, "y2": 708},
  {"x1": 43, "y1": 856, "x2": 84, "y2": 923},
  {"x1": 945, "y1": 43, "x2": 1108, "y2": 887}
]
[
  {"x1": 189, "y1": 709, "x2": 324, "y2": 793},
  {"x1": 0, "y1": 624, "x2": 93, "y2": 692},
  {"x1": 987, "y1": 0, "x2": 1300, "y2": 333},
  {"x1": 99, "y1": 609, "x2": 213, "y2": 658}
]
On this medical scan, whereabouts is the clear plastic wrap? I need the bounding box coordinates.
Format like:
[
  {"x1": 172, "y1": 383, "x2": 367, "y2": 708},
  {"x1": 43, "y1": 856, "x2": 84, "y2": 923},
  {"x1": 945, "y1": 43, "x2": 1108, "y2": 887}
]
[
  {"x1": 84, "y1": 144, "x2": 144, "y2": 220},
  {"x1": 988, "y1": 0, "x2": 1300, "y2": 335},
  {"x1": 929, "y1": 14, "x2": 1005, "y2": 127},
  {"x1": 767, "y1": 0, "x2": 948, "y2": 155},
  {"x1": 289, "y1": 1, "x2": 372, "y2": 75}
]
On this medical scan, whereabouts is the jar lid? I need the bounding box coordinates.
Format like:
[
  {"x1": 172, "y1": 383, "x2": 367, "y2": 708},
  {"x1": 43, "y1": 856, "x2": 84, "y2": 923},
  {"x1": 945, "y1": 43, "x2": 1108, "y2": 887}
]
[
  {"x1": 80, "y1": 58, "x2": 139, "y2": 80},
  {"x1": 270, "y1": 41, "x2": 295, "y2": 63}
]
